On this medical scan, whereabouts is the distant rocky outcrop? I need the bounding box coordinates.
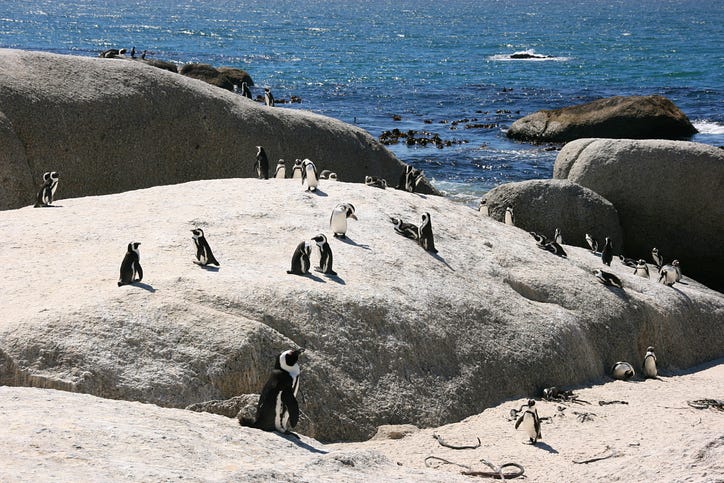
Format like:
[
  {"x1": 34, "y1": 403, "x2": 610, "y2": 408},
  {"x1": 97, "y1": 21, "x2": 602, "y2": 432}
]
[
  {"x1": 179, "y1": 63, "x2": 236, "y2": 91},
  {"x1": 507, "y1": 95, "x2": 697, "y2": 143},
  {"x1": 553, "y1": 138, "x2": 724, "y2": 290},
  {"x1": 137, "y1": 58, "x2": 178, "y2": 73},
  {"x1": 1, "y1": 179, "x2": 721, "y2": 441},
  {"x1": 217, "y1": 66, "x2": 254, "y2": 88},
  {"x1": 482, "y1": 179, "x2": 623, "y2": 251},
  {"x1": 0, "y1": 49, "x2": 433, "y2": 211}
]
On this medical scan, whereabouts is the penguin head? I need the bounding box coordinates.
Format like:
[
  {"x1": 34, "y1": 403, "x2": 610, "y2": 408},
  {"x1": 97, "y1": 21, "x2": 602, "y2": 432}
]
[
  {"x1": 527, "y1": 399, "x2": 536, "y2": 407},
  {"x1": 256, "y1": 146, "x2": 264, "y2": 155},
  {"x1": 128, "y1": 242, "x2": 141, "y2": 253},
  {"x1": 637, "y1": 259, "x2": 646, "y2": 266},
  {"x1": 49, "y1": 171, "x2": 60, "y2": 181},
  {"x1": 646, "y1": 346, "x2": 655, "y2": 353},
  {"x1": 346, "y1": 204, "x2": 357, "y2": 220},
  {"x1": 421, "y1": 212, "x2": 431, "y2": 225},
  {"x1": 672, "y1": 259, "x2": 680, "y2": 267},
  {"x1": 294, "y1": 158, "x2": 302, "y2": 166},
  {"x1": 329, "y1": 172, "x2": 338, "y2": 180},
  {"x1": 42, "y1": 171, "x2": 51, "y2": 182},
  {"x1": 311, "y1": 234, "x2": 327, "y2": 246},
  {"x1": 191, "y1": 228, "x2": 204, "y2": 239},
  {"x1": 277, "y1": 159, "x2": 285, "y2": 165},
  {"x1": 652, "y1": 247, "x2": 659, "y2": 255},
  {"x1": 278, "y1": 348, "x2": 305, "y2": 371},
  {"x1": 365, "y1": 176, "x2": 373, "y2": 184}
]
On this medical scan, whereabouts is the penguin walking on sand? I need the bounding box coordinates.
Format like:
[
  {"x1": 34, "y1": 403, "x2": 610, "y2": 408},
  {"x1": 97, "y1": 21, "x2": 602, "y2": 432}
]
[
  {"x1": 274, "y1": 159, "x2": 286, "y2": 179},
  {"x1": 585, "y1": 233, "x2": 598, "y2": 253},
  {"x1": 191, "y1": 228, "x2": 220, "y2": 266},
  {"x1": 611, "y1": 361, "x2": 635, "y2": 380},
  {"x1": 264, "y1": 87, "x2": 275, "y2": 107},
  {"x1": 418, "y1": 212, "x2": 438, "y2": 253},
  {"x1": 301, "y1": 159, "x2": 319, "y2": 191},
  {"x1": 34, "y1": 171, "x2": 60, "y2": 207},
  {"x1": 515, "y1": 400, "x2": 542, "y2": 444},
  {"x1": 390, "y1": 217, "x2": 419, "y2": 240},
  {"x1": 311, "y1": 234, "x2": 337, "y2": 275},
  {"x1": 287, "y1": 241, "x2": 312, "y2": 275},
  {"x1": 291, "y1": 159, "x2": 304, "y2": 179},
  {"x1": 241, "y1": 81, "x2": 252, "y2": 99},
  {"x1": 651, "y1": 248, "x2": 663, "y2": 269},
  {"x1": 504, "y1": 206, "x2": 514, "y2": 226},
  {"x1": 634, "y1": 259, "x2": 650, "y2": 278},
  {"x1": 643, "y1": 346, "x2": 657, "y2": 378},
  {"x1": 255, "y1": 146, "x2": 269, "y2": 179},
  {"x1": 601, "y1": 237, "x2": 613, "y2": 266},
  {"x1": 594, "y1": 269, "x2": 623, "y2": 288},
  {"x1": 330, "y1": 203, "x2": 358, "y2": 238},
  {"x1": 118, "y1": 242, "x2": 143, "y2": 286},
  {"x1": 240, "y1": 348, "x2": 304, "y2": 435}
]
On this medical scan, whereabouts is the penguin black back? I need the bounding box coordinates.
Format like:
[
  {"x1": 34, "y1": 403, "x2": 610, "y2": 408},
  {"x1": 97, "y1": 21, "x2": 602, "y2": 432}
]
[
  {"x1": 118, "y1": 242, "x2": 143, "y2": 286},
  {"x1": 191, "y1": 228, "x2": 220, "y2": 266},
  {"x1": 255, "y1": 146, "x2": 269, "y2": 179},
  {"x1": 601, "y1": 237, "x2": 613, "y2": 266}
]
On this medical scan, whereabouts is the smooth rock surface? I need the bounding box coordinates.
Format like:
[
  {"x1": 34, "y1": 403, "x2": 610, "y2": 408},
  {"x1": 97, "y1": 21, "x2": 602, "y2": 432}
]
[
  {"x1": 1, "y1": 179, "x2": 722, "y2": 442},
  {"x1": 482, "y1": 179, "x2": 624, "y2": 251},
  {"x1": 507, "y1": 95, "x2": 697, "y2": 143},
  {"x1": 554, "y1": 138, "x2": 724, "y2": 290},
  {"x1": 0, "y1": 49, "x2": 431, "y2": 211}
]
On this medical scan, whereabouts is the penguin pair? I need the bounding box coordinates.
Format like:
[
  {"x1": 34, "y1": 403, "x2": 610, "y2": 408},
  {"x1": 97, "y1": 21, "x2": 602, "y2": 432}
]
[
  {"x1": 240, "y1": 348, "x2": 304, "y2": 436},
  {"x1": 255, "y1": 146, "x2": 269, "y2": 179},
  {"x1": 514, "y1": 399, "x2": 542, "y2": 445},
  {"x1": 611, "y1": 347, "x2": 658, "y2": 380},
  {"x1": 396, "y1": 165, "x2": 423, "y2": 193},
  {"x1": 34, "y1": 171, "x2": 60, "y2": 207},
  {"x1": 287, "y1": 234, "x2": 337, "y2": 276},
  {"x1": 301, "y1": 159, "x2": 319, "y2": 192},
  {"x1": 365, "y1": 176, "x2": 387, "y2": 189},
  {"x1": 330, "y1": 203, "x2": 357, "y2": 238},
  {"x1": 390, "y1": 212, "x2": 438, "y2": 253}
]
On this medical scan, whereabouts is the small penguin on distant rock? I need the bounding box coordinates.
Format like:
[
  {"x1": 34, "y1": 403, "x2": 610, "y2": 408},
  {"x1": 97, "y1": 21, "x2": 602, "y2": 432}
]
[
  {"x1": 651, "y1": 248, "x2": 663, "y2": 269},
  {"x1": 514, "y1": 400, "x2": 542, "y2": 445},
  {"x1": 264, "y1": 87, "x2": 275, "y2": 107},
  {"x1": 539, "y1": 240, "x2": 567, "y2": 258},
  {"x1": 478, "y1": 198, "x2": 489, "y2": 216},
  {"x1": 34, "y1": 171, "x2": 60, "y2": 207},
  {"x1": 418, "y1": 212, "x2": 438, "y2": 253},
  {"x1": 672, "y1": 260, "x2": 682, "y2": 282},
  {"x1": 585, "y1": 233, "x2": 598, "y2": 253},
  {"x1": 390, "y1": 217, "x2": 419, "y2": 240},
  {"x1": 658, "y1": 264, "x2": 678, "y2": 286},
  {"x1": 611, "y1": 361, "x2": 635, "y2": 380},
  {"x1": 642, "y1": 346, "x2": 657, "y2": 379},
  {"x1": 618, "y1": 255, "x2": 637, "y2": 268},
  {"x1": 291, "y1": 159, "x2": 304, "y2": 179},
  {"x1": 301, "y1": 159, "x2": 319, "y2": 191},
  {"x1": 241, "y1": 81, "x2": 252, "y2": 99},
  {"x1": 274, "y1": 159, "x2": 286, "y2": 179},
  {"x1": 365, "y1": 176, "x2": 387, "y2": 189},
  {"x1": 529, "y1": 232, "x2": 548, "y2": 247},
  {"x1": 554, "y1": 228, "x2": 563, "y2": 245},
  {"x1": 504, "y1": 206, "x2": 514, "y2": 226}
]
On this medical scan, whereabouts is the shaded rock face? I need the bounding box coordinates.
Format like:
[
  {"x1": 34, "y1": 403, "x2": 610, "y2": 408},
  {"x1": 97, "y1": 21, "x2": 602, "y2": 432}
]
[
  {"x1": 1, "y1": 179, "x2": 722, "y2": 442},
  {"x1": 137, "y1": 58, "x2": 178, "y2": 73},
  {"x1": 0, "y1": 49, "x2": 432, "y2": 211},
  {"x1": 482, "y1": 179, "x2": 623, "y2": 251},
  {"x1": 554, "y1": 139, "x2": 724, "y2": 290},
  {"x1": 507, "y1": 95, "x2": 697, "y2": 143},
  {"x1": 180, "y1": 63, "x2": 235, "y2": 91},
  {"x1": 217, "y1": 66, "x2": 254, "y2": 88}
]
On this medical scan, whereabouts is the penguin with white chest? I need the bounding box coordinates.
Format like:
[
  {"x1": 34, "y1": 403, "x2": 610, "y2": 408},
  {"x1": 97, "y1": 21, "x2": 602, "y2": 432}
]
[
  {"x1": 418, "y1": 212, "x2": 438, "y2": 253},
  {"x1": 330, "y1": 203, "x2": 357, "y2": 239},
  {"x1": 504, "y1": 206, "x2": 514, "y2": 226},
  {"x1": 390, "y1": 217, "x2": 419, "y2": 240},
  {"x1": 191, "y1": 228, "x2": 219, "y2": 266},
  {"x1": 286, "y1": 241, "x2": 312, "y2": 275},
  {"x1": 514, "y1": 399, "x2": 542, "y2": 444},
  {"x1": 642, "y1": 346, "x2": 657, "y2": 378},
  {"x1": 118, "y1": 242, "x2": 143, "y2": 286},
  {"x1": 312, "y1": 234, "x2": 337, "y2": 276},
  {"x1": 291, "y1": 159, "x2": 304, "y2": 179},
  {"x1": 240, "y1": 348, "x2": 305, "y2": 435},
  {"x1": 301, "y1": 158, "x2": 319, "y2": 191},
  {"x1": 274, "y1": 159, "x2": 286, "y2": 179},
  {"x1": 255, "y1": 146, "x2": 269, "y2": 179},
  {"x1": 611, "y1": 361, "x2": 635, "y2": 380},
  {"x1": 634, "y1": 259, "x2": 650, "y2": 278},
  {"x1": 34, "y1": 171, "x2": 60, "y2": 207}
]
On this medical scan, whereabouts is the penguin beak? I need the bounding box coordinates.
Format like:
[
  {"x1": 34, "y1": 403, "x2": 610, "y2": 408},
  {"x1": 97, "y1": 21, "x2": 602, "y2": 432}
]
[{"x1": 349, "y1": 213, "x2": 358, "y2": 220}]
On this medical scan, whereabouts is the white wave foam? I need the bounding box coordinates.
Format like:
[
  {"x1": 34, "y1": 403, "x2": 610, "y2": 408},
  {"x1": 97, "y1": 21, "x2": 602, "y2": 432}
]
[
  {"x1": 488, "y1": 49, "x2": 570, "y2": 62},
  {"x1": 693, "y1": 120, "x2": 724, "y2": 135}
]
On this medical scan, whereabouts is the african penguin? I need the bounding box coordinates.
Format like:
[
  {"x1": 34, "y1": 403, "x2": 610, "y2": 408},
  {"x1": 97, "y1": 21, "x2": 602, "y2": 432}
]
[
  {"x1": 585, "y1": 233, "x2": 598, "y2": 253},
  {"x1": 301, "y1": 159, "x2": 319, "y2": 191},
  {"x1": 241, "y1": 81, "x2": 252, "y2": 99},
  {"x1": 240, "y1": 348, "x2": 305, "y2": 435},
  {"x1": 504, "y1": 206, "x2": 514, "y2": 226},
  {"x1": 594, "y1": 269, "x2": 623, "y2": 288},
  {"x1": 330, "y1": 203, "x2": 357, "y2": 238},
  {"x1": 611, "y1": 361, "x2": 635, "y2": 380},
  {"x1": 255, "y1": 146, "x2": 269, "y2": 179},
  {"x1": 418, "y1": 212, "x2": 438, "y2": 253},
  {"x1": 554, "y1": 228, "x2": 563, "y2": 245},
  {"x1": 274, "y1": 159, "x2": 286, "y2": 179},
  {"x1": 390, "y1": 217, "x2": 419, "y2": 240},
  {"x1": 642, "y1": 346, "x2": 657, "y2": 379},
  {"x1": 658, "y1": 265, "x2": 677, "y2": 286},
  {"x1": 478, "y1": 198, "x2": 489, "y2": 216},
  {"x1": 651, "y1": 248, "x2": 663, "y2": 269},
  {"x1": 264, "y1": 87, "x2": 275, "y2": 107},
  {"x1": 633, "y1": 259, "x2": 650, "y2": 278},
  {"x1": 118, "y1": 242, "x2": 143, "y2": 286},
  {"x1": 529, "y1": 231, "x2": 548, "y2": 247},
  {"x1": 287, "y1": 241, "x2": 312, "y2": 275},
  {"x1": 365, "y1": 176, "x2": 387, "y2": 189},
  {"x1": 291, "y1": 159, "x2": 304, "y2": 179},
  {"x1": 514, "y1": 399, "x2": 542, "y2": 444},
  {"x1": 672, "y1": 260, "x2": 682, "y2": 282},
  {"x1": 540, "y1": 240, "x2": 567, "y2": 257},
  {"x1": 618, "y1": 255, "x2": 638, "y2": 268},
  {"x1": 601, "y1": 237, "x2": 613, "y2": 266},
  {"x1": 34, "y1": 171, "x2": 60, "y2": 207},
  {"x1": 191, "y1": 228, "x2": 220, "y2": 266},
  {"x1": 311, "y1": 233, "x2": 337, "y2": 276}
]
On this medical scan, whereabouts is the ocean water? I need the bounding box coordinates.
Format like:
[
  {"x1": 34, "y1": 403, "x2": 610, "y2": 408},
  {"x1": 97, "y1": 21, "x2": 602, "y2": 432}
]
[{"x1": 2, "y1": 0, "x2": 722, "y2": 205}]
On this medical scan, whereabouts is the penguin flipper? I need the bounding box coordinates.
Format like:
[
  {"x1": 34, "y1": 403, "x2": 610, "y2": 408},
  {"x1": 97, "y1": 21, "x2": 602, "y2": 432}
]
[
  {"x1": 281, "y1": 389, "x2": 299, "y2": 428},
  {"x1": 514, "y1": 415, "x2": 523, "y2": 430},
  {"x1": 135, "y1": 263, "x2": 143, "y2": 282}
]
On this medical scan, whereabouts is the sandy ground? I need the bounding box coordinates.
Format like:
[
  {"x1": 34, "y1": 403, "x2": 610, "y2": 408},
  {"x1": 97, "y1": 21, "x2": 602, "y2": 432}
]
[{"x1": 1, "y1": 361, "x2": 722, "y2": 482}]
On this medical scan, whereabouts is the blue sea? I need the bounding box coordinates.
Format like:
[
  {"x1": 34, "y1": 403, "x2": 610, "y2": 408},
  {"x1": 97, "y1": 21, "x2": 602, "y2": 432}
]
[{"x1": 2, "y1": 0, "x2": 722, "y2": 205}]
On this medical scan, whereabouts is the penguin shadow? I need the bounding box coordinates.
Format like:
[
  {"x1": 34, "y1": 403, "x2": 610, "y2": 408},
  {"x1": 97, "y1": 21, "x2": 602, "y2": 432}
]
[
  {"x1": 319, "y1": 272, "x2": 346, "y2": 285},
  {"x1": 601, "y1": 284, "x2": 628, "y2": 301},
  {"x1": 306, "y1": 189, "x2": 328, "y2": 197},
  {"x1": 132, "y1": 282, "x2": 156, "y2": 293},
  {"x1": 668, "y1": 285, "x2": 692, "y2": 302},
  {"x1": 335, "y1": 236, "x2": 371, "y2": 250},
  {"x1": 303, "y1": 272, "x2": 327, "y2": 283},
  {"x1": 274, "y1": 432, "x2": 329, "y2": 454},
  {"x1": 198, "y1": 264, "x2": 220, "y2": 272},
  {"x1": 534, "y1": 441, "x2": 558, "y2": 454},
  {"x1": 428, "y1": 251, "x2": 455, "y2": 271}
]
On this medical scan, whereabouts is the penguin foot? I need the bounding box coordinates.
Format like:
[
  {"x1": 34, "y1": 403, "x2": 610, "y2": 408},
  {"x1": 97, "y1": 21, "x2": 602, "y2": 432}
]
[
  {"x1": 333, "y1": 233, "x2": 346, "y2": 239},
  {"x1": 282, "y1": 430, "x2": 301, "y2": 439}
]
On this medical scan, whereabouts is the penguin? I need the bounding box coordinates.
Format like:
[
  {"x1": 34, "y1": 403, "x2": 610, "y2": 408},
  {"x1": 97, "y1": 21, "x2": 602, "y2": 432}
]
[
  {"x1": 118, "y1": 242, "x2": 143, "y2": 286},
  {"x1": 99, "y1": 48, "x2": 125, "y2": 58},
  {"x1": 301, "y1": 158, "x2": 319, "y2": 191},
  {"x1": 191, "y1": 228, "x2": 220, "y2": 266},
  {"x1": 241, "y1": 81, "x2": 252, "y2": 99},
  {"x1": 418, "y1": 212, "x2": 438, "y2": 253},
  {"x1": 130, "y1": 46, "x2": 136, "y2": 59},
  {"x1": 658, "y1": 265, "x2": 677, "y2": 286},
  {"x1": 365, "y1": 176, "x2": 387, "y2": 189},
  {"x1": 255, "y1": 146, "x2": 269, "y2": 179},
  {"x1": 601, "y1": 237, "x2": 613, "y2": 266},
  {"x1": 478, "y1": 198, "x2": 488, "y2": 216},
  {"x1": 585, "y1": 233, "x2": 598, "y2": 253},
  {"x1": 514, "y1": 399, "x2": 542, "y2": 444},
  {"x1": 34, "y1": 171, "x2": 60, "y2": 207},
  {"x1": 594, "y1": 269, "x2": 623, "y2": 288},
  {"x1": 642, "y1": 346, "x2": 657, "y2": 379},
  {"x1": 291, "y1": 159, "x2": 304, "y2": 179},
  {"x1": 618, "y1": 255, "x2": 638, "y2": 268},
  {"x1": 504, "y1": 206, "x2": 514, "y2": 226},
  {"x1": 141, "y1": 50, "x2": 147, "y2": 60},
  {"x1": 311, "y1": 234, "x2": 336, "y2": 275},
  {"x1": 396, "y1": 165, "x2": 412, "y2": 190},
  {"x1": 240, "y1": 348, "x2": 305, "y2": 435},
  {"x1": 651, "y1": 248, "x2": 663, "y2": 269},
  {"x1": 554, "y1": 228, "x2": 563, "y2": 245},
  {"x1": 286, "y1": 241, "x2": 311, "y2": 275},
  {"x1": 634, "y1": 259, "x2": 650, "y2": 278},
  {"x1": 274, "y1": 159, "x2": 286, "y2": 179},
  {"x1": 672, "y1": 260, "x2": 682, "y2": 282},
  {"x1": 330, "y1": 203, "x2": 357, "y2": 238},
  {"x1": 529, "y1": 231, "x2": 548, "y2": 247},
  {"x1": 264, "y1": 87, "x2": 275, "y2": 107},
  {"x1": 327, "y1": 172, "x2": 338, "y2": 181},
  {"x1": 319, "y1": 170, "x2": 332, "y2": 179},
  {"x1": 406, "y1": 168, "x2": 423, "y2": 192},
  {"x1": 390, "y1": 217, "x2": 419, "y2": 240},
  {"x1": 611, "y1": 361, "x2": 635, "y2": 380},
  {"x1": 540, "y1": 240, "x2": 567, "y2": 257}
]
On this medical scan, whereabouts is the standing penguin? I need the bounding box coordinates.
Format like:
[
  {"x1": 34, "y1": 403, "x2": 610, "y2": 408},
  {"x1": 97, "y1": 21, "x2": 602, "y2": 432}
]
[
  {"x1": 191, "y1": 228, "x2": 220, "y2": 266},
  {"x1": 418, "y1": 212, "x2": 438, "y2": 253},
  {"x1": 658, "y1": 265, "x2": 677, "y2": 286},
  {"x1": 118, "y1": 242, "x2": 143, "y2": 286},
  {"x1": 514, "y1": 400, "x2": 542, "y2": 444},
  {"x1": 274, "y1": 159, "x2": 286, "y2": 179},
  {"x1": 396, "y1": 165, "x2": 413, "y2": 190},
  {"x1": 504, "y1": 206, "x2": 514, "y2": 226},
  {"x1": 255, "y1": 146, "x2": 269, "y2": 179},
  {"x1": 330, "y1": 203, "x2": 358, "y2": 238},
  {"x1": 651, "y1": 248, "x2": 663, "y2": 269},
  {"x1": 301, "y1": 158, "x2": 319, "y2": 192},
  {"x1": 286, "y1": 241, "x2": 312, "y2": 275},
  {"x1": 264, "y1": 87, "x2": 275, "y2": 107},
  {"x1": 642, "y1": 346, "x2": 657, "y2": 378},
  {"x1": 311, "y1": 234, "x2": 337, "y2": 275},
  {"x1": 291, "y1": 159, "x2": 304, "y2": 179},
  {"x1": 554, "y1": 228, "x2": 563, "y2": 245},
  {"x1": 240, "y1": 348, "x2": 305, "y2": 435},
  {"x1": 601, "y1": 237, "x2": 613, "y2": 266},
  {"x1": 634, "y1": 259, "x2": 650, "y2": 278},
  {"x1": 585, "y1": 233, "x2": 598, "y2": 253},
  {"x1": 672, "y1": 260, "x2": 682, "y2": 282},
  {"x1": 34, "y1": 171, "x2": 60, "y2": 207},
  {"x1": 478, "y1": 199, "x2": 489, "y2": 216},
  {"x1": 240, "y1": 81, "x2": 252, "y2": 99}
]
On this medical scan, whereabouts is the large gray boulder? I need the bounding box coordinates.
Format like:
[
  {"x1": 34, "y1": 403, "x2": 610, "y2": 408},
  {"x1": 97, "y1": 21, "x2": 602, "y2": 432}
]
[
  {"x1": 1, "y1": 179, "x2": 722, "y2": 442},
  {"x1": 554, "y1": 139, "x2": 724, "y2": 290},
  {"x1": 0, "y1": 49, "x2": 432, "y2": 211},
  {"x1": 507, "y1": 95, "x2": 697, "y2": 143},
  {"x1": 482, "y1": 179, "x2": 623, "y2": 251}
]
